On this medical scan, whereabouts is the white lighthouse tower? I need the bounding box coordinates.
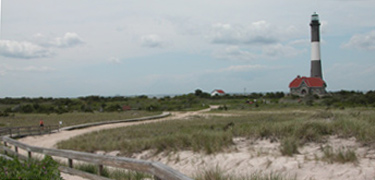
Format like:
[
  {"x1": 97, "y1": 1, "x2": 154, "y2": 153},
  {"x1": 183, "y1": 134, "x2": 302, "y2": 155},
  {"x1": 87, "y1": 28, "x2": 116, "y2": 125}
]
[{"x1": 310, "y1": 12, "x2": 323, "y2": 79}]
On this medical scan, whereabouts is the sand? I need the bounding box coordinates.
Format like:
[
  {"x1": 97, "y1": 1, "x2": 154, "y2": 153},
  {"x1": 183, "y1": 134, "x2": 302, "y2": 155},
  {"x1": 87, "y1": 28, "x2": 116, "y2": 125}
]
[{"x1": 17, "y1": 107, "x2": 375, "y2": 180}]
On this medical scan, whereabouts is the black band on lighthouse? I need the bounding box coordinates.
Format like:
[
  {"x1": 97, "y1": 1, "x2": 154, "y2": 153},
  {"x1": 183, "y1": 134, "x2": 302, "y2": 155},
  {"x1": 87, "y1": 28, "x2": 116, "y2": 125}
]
[{"x1": 310, "y1": 21, "x2": 320, "y2": 42}]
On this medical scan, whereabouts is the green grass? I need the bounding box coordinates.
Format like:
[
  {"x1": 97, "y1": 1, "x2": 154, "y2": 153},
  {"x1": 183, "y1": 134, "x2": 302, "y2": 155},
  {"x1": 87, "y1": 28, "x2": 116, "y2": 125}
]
[
  {"x1": 280, "y1": 136, "x2": 299, "y2": 156},
  {"x1": 321, "y1": 145, "x2": 358, "y2": 164},
  {"x1": 56, "y1": 108, "x2": 375, "y2": 156},
  {"x1": 0, "y1": 156, "x2": 62, "y2": 180},
  {"x1": 74, "y1": 163, "x2": 151, "y2": 180},
  {"x1": 194, "y1": 167, "x2": 296, "y2": 180},
  {"x1": 0, "y1": 111, "x2": 159, "y2": 128}
]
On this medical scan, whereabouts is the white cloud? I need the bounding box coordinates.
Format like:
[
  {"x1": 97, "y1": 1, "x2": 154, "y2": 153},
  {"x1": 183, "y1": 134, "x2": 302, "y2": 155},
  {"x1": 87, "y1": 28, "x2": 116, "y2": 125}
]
[
  {"x1": 262, "y1": 43, "x2": 302, "y2": 58},
  {"x1": 342, "y1": 30, "x2": 375, "y2": 51},
  {"x1": 20, "y1": 66, "x2": 56, "y2": 72},
  {"x1": 0, "y1": 32, "x2": 84, "y2": 59},
  {"x1": 214, "y1": 46, "x2": 257, "y2": 61},
  {"x1": 141, "y1": 34, "x2": 163, "y2": 48},
  {"x1": 289, "y1": 39, "x2": 309, "y2": 46},
  {"x1": 210, "y1": 21, "x2": 282, "y2": 45},
  {"x1": 108, "y1": 57, "x2": 121, "y2": 64},
  {"x1": 0, "y1": 64, "x2": 55, "y2": 75},
  {"x1": 217, "y1": 64, "x2": 267, "y2": 72},
  {"x1": 214, "y1": 43, "x2": 301, "y2": 61},
  {"x1": 50, "y1": 32, "x2": 84, "y2": 48},
  {"x1": 0, "y1": 40, "x2": 52, "y2": 59}
]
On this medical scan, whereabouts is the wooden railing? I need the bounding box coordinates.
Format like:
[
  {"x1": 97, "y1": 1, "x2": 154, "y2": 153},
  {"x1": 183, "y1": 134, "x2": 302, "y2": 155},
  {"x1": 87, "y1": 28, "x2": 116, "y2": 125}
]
[
  {"x1": 0, "y1": 112, "x2": 193, "y2": 180},
  {"x1": 1, "y1": 137, "x2": 192, "y2": 180},
  {"x1": 0, "y1": 125, "x2": 60, "y2": 138}
]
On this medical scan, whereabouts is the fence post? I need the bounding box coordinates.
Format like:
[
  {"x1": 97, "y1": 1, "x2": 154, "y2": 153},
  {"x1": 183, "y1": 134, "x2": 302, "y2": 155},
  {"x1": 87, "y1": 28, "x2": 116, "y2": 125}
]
[
  {"x1": 68, "y1": 159, "x2": 73, "y2": 168},
  {"x1": 3, "y1": 142, "x2": 8, "y2": 155},
  {"x1": 28, "y1": 151, "x2": 32, "y2": 158},
  {"x1": 98, "y1": 165, "x2": 104, "y2": 176},
  {"x1": 9, "y1": 129, "x2": 12, "y2": 138},
  {"x1": 14, "y1": 146, "x2": 18, "y2": 154}
]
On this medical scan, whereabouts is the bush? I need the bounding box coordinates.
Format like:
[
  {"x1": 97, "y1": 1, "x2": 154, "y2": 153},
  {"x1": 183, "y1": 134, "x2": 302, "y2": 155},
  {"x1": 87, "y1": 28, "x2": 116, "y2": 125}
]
[
  {"x1": 321, "y1": 146, "x2": 358, "y2": 164},
  {"x1": 0, "y1": 156, "x2": 62, "y2": 180},
  {"x1": 280, "y1": 136, "x2": 299, "y2": 156},
  {"x1": 194, "y1": 167, "x2": 296, "y2": 180}
]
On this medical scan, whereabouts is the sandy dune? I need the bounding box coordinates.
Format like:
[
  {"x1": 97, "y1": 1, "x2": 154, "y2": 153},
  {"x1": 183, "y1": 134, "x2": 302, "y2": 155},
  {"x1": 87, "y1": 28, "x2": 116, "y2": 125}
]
[{"x1": 18, "y1": 107, "x2": 375, "y2": 180}]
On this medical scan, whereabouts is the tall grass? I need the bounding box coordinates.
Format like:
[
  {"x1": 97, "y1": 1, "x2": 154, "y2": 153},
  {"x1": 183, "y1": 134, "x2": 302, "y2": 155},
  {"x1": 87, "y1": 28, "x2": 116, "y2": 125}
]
[
  {"x1": 57, "y1": 108, "x2": 375, "y2": 156},
  {"x1": 280, "y1": 137, "x2": 299, "y2": 156},
  {"x1": 74, "y1": 163, "x2": 151, "y2": 180},
  {"x1": 321, "y1": 145, "x2": 358, "y2": 164},
  {"x1": 194, "y1": 166, "x2": 296, "y2": 180}
]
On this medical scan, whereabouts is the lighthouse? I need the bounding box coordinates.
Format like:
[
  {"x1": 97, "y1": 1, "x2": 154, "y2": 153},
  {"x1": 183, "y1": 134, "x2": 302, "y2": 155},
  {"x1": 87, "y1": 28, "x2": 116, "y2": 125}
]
[
  {"x1": 310, "y1": 12, "x2": 323, "y2": 79},
  {"x1": 289, "y1": 13, "x2": 327, "y2": 97}
]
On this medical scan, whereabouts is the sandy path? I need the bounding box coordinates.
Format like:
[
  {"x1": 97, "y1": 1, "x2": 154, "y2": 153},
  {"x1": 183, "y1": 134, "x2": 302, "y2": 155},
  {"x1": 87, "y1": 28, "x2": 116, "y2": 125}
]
[
  {"x1": 18, "y1": 109, "x2": 211, "y2": 149},
  {"x1": 17, "y1": 107, "x2": 216, "y2": 180}
]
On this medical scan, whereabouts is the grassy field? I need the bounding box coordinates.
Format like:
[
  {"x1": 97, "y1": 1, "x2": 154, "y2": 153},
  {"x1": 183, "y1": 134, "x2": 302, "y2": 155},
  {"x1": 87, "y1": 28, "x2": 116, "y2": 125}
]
[
  {"x1": 56, "y1": 107, "x2": 375, "y2": 156},
  {"x1": 0, "y1": 111, "x2": 160, "y2": 128}
]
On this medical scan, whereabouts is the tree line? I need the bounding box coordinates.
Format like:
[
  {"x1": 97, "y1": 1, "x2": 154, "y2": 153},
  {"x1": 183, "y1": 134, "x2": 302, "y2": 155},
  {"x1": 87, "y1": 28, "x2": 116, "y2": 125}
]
[{"x1": 0, "y1": 90, "x2": 374, "y2": 116}]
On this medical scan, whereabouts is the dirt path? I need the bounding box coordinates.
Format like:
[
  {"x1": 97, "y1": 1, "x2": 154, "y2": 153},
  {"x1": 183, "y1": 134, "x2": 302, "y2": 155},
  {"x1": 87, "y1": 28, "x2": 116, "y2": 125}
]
[{"x1": 18, "y1": 107, "x2": 217, "y2": 180}]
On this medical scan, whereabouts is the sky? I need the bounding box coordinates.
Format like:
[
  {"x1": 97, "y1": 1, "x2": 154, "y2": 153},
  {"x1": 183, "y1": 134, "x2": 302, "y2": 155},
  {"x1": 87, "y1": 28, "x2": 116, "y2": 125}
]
[{"x1": 1, "y1": 0, "x2": 375, "y2": 97}]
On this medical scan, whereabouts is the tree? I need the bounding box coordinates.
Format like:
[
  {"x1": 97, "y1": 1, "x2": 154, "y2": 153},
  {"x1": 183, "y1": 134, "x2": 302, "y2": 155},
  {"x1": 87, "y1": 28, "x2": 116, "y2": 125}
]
[{"x1": 195, "y1": 89, "x2": 203, "y2": 96}]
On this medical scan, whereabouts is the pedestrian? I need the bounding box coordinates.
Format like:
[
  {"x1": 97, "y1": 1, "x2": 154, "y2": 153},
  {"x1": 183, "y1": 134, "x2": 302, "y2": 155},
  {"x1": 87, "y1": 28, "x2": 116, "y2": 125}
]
[{"x1": 40, "y1": 119, "x2": 44, "y2": 129}]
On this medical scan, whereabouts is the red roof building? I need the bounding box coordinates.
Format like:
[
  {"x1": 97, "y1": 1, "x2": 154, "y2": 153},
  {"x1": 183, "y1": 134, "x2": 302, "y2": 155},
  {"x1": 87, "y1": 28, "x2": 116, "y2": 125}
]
[
  {"x1": 211, "y1": 89, "x2": 225, "y2": 96},
  {"x1": 289, "y1": 76, "x2": 327, "y2": 97}
]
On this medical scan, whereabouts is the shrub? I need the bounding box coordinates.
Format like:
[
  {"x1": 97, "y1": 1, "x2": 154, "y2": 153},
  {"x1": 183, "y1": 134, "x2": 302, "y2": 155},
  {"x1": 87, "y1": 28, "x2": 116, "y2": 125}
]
[
  {"x1": 195, "y1": 166, "x2": 228, "y2": 180},
  {"x1": 0, "y1": 156, "x2": 62, "y2": 180},
  {"x1": 75, "y1": 163, "x2": 110, "y2": 177},
  {"x1": 194, "y1": 167, "x2": 296, "y2": 180},
  {"x1": 280, "y1": 136, "x2": 299, "y2": 156},
  {"x1": 321, "y1": 145, "x2": 358, "y2": 164}
]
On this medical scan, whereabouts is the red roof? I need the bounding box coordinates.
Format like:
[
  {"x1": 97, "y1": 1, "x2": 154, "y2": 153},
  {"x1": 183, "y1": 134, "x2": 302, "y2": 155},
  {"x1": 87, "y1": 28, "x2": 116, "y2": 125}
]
[
  {"x1": 213, "y1": 89, "x2": 225, "y2": 94},
  {"x1": 289, "y1": 76, "x2": 326, "y2": 88}
]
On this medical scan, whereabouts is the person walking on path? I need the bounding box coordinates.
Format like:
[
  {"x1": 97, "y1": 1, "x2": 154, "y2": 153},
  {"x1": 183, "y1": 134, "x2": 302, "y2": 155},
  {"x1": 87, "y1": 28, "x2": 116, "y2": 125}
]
[{"x1": 39, "y1": 120, "x2": 44, "y2": 130}]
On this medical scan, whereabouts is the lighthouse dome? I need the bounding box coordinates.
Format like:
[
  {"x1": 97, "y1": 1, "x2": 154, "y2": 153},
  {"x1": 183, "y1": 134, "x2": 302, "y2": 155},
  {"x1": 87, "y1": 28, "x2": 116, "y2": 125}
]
[{"x1": 311, "y1": 13, "x2": 319, "y2": 21}]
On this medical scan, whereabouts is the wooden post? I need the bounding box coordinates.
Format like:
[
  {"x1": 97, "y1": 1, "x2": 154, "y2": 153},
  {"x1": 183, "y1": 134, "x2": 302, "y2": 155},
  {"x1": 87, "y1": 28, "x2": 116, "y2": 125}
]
[
  {"x1": 28, "y1": 151, "x2": 32, "y2": 158},
  {"x1": 9, "y1": 129, "x2": 12, "y2": 138},
  {"x1": 14, "y1": 146, "x2": 18, "y2": 154},
  {"x1": 3, "y1": 142, "x2": 8, "y2": 155},
  {"x1": 98, "y1": 165, "x2": 104, "y2": 176},
  {"x1": 68, "y1": 159, "x2": 73, "y2": 168}
]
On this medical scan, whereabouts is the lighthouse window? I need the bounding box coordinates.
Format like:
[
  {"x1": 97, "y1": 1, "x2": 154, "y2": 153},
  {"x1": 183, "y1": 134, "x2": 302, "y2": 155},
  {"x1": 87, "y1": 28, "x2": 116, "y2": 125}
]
[{"x1": 312, "y1": 14, "x2": 319, "y2": 21}]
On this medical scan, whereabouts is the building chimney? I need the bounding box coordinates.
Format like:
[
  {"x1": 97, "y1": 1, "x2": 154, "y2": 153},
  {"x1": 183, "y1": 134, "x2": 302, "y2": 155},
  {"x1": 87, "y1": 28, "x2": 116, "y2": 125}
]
[{"x1": 310, "y1": 12, "x2": 323, "y2": 79}]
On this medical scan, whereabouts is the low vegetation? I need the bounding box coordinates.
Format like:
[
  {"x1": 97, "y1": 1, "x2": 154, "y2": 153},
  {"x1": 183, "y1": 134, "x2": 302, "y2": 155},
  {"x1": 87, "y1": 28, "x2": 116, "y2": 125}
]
[
  {"x1": 57, "y1": 108, "x2": 375, "y2": 157},
  {"x1": 0, "y1": 111, "x2": 158, "y2": 128},
  {"x1": 321, "y1": 145, "x2": 358, "y2": 164},
  {"x1": 74, "y1": 163, "x2": 151, "y2": 180},
  {"x1": 194, "y1": 166, "x2": 296, "y2": 180},
  {"x1": 0, "y1": 156, "x2": 62, "y2": 180}
]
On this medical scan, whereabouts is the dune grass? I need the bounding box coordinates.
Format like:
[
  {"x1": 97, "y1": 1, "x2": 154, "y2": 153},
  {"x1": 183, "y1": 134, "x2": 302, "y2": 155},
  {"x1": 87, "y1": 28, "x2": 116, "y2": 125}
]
[
  {"x1": 56, "y1": 107, "x2": 375, "y2": 156},
  {"x1": 320, "y1": 145, "x2": 358, "y2": 164},
  {"x1": 73, "y1": 163, "x2": 151, "y2": 180},
  {"x1": 0, "y1": 111, "x2": 159, "y2": 128},
  {"x1": 194, "y1": 166, "x2": 296, "y2": 180}
]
